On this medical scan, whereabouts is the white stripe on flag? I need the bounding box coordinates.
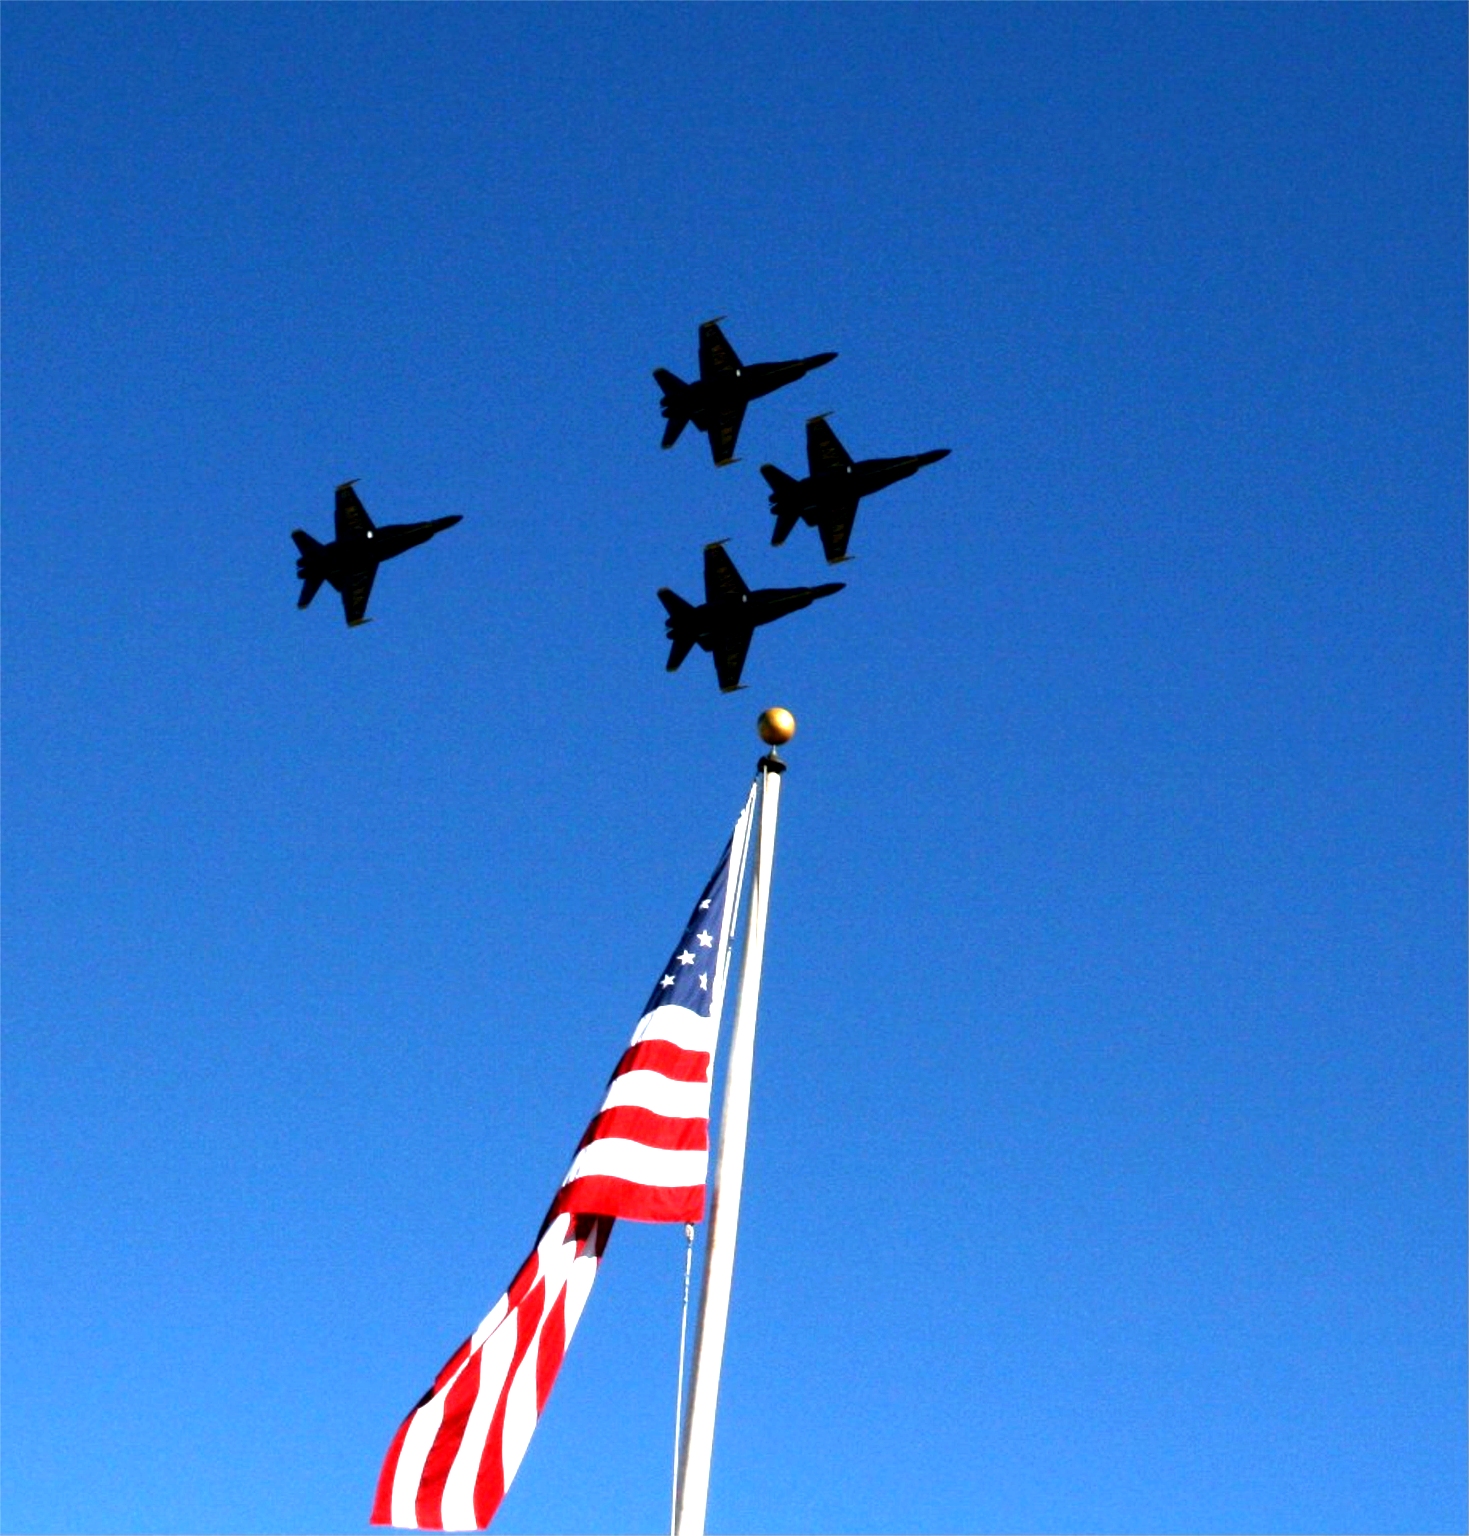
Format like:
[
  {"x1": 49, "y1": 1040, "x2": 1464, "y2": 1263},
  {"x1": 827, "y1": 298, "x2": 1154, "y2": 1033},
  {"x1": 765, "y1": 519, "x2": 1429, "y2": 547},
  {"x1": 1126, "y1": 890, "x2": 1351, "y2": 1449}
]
[
  {"x1": 391, "y1": 1386, "x2": 448, "y2": 1529},
  {"x1": 629, "y1": 1005, "x2": 718, "y2": 1051},
  {"x1": 597, "y1": 1069, "x2": 713, "y2": 1120},
  {"x1": 560, "y1": 1137, "x2": 708, "y2": 1189},
  {"x1": 498, "y1": 1340, "x2": 542, "y2": 1518},
  {"x1": 436, "y1": 1310, "x2": 522, "y2": 1531},
  {"x1": 437, "y1": 1337, "x2": 500, "y2": 1530}
]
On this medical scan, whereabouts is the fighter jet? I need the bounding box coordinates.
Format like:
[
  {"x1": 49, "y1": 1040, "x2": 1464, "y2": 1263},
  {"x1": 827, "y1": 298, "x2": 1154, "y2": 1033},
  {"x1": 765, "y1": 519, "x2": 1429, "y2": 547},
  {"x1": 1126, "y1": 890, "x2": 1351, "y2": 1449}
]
[
  {"x1": 761, "y1": 416, "x2": 951, "y2": 564},
  {"x1": 658, "y1": 541, "x2": 845, "y2": 693},
  {"x1": 292, "y1": 481, "x2": 462, "y2": 627},
  {"x1": 654, "y1": 319, "x2": 837, "y2": 467}
]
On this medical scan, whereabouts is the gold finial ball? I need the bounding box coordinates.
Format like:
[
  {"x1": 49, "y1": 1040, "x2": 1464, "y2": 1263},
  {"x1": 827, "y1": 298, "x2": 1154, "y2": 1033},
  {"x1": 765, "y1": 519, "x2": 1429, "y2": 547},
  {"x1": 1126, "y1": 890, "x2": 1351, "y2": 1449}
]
[{"x1": 757, "y1": 707, "x2": 796, "y2": 746}]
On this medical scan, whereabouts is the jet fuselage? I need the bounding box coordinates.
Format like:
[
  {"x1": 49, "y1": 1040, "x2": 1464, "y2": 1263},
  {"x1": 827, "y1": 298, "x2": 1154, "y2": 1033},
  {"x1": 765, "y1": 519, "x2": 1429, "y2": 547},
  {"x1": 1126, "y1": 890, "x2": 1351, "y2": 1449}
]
[
  {"x1": 683, "y1": 580, "x2": 846, "y2": 652},
  {"x1": 302, "y1": 516, "x2": 463, "y2": 588},
  {"x1": 774, "y1": 449, "x2": 952, "y2": 522},
  {"x1": 683, "y1": 352, "x2": 839, "y2": 423}
]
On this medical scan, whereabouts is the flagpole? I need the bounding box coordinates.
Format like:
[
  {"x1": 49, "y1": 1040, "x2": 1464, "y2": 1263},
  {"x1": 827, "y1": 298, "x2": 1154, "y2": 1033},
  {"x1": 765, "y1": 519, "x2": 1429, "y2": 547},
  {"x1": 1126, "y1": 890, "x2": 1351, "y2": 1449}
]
[{"x1": 674, "y1": 731, "x2": 789, "y2": 1536}]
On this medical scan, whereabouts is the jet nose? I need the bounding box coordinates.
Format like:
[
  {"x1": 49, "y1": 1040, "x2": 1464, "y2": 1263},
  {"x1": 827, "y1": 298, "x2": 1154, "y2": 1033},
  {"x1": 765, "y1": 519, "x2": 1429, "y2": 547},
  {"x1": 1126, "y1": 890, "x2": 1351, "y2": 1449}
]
[
  {"x1": 813, "y1": 581, "x2": 846, "y2": 598},
  {"x1": 808, "y1": 351, "x2": 838, "y2": 369},
  {"x1": 434, "y1": 515, "x2": 464, "y2": 530}
]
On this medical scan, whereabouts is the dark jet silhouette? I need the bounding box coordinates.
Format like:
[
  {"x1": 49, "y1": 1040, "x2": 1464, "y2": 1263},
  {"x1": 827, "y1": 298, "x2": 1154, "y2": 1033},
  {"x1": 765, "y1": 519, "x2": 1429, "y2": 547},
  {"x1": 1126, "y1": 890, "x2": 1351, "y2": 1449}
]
[
  {"x1": 292, "y1": 481, "x2": 462, "y2": 627},
  {"x1": 761, "y1": 415, "x2": 951, "y2": 564},
  {"x1": 654, "y1": 319, "x2": 837, "y2": 467},
  {"x1": 658, "y1": 541, "x2": 845, "y2": 693}
]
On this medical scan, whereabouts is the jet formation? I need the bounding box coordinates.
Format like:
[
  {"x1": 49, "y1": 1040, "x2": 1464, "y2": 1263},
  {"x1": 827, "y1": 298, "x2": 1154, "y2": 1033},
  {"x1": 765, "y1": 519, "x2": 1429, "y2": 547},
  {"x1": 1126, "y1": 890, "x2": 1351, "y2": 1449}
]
[
  {"x1": 293, "y1": 481, "x2": 462, "y2": 627},
  {"x1": 288, "y1": 319, "x2": 946, "y2": 693},
  {"x1": 659, "y1": 542, "x2": 844, "y2": 693},
  {"x1": 761, "y1": 415, "x2": 950, "y2": 564},
  {"x1": 653, "y1": 318, "x2": 949, "y2": 691},
  {"x1": 655, "y1": 319, "x2": 836, "y2": 467}
]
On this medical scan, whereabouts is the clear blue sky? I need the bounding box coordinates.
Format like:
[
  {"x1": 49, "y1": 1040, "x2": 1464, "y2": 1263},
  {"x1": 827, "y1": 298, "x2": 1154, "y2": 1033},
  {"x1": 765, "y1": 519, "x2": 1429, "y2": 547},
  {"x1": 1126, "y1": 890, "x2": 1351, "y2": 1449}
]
[{"x1": 3, "y1": 6, "x2": 1464, "y2": 1533}]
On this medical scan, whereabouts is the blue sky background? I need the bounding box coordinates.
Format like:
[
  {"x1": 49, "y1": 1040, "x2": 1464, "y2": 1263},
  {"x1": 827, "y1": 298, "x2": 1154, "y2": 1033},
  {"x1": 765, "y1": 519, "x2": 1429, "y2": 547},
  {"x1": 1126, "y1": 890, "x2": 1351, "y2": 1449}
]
[{"x1": 3, "y1": 6, "x2": 1464, "y2": 1533}]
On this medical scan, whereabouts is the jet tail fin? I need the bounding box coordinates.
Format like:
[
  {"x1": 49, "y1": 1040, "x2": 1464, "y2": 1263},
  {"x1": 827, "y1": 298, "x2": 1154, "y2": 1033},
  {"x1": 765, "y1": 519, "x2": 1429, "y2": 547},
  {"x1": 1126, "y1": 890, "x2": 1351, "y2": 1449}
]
[
  {"x1": 762, "y1": 466, "x2": 802, "y2": 545},
  {"x1": 292, "y1": 529, "x2": 326, "y2": 607},
  {"x1": 654, "y1": 369, "x2": 690, "y2": 449},
  {"x1": 658, "y1": 588, "x2": 697, "y2": 624},
  {"x1": 657, "y1": 587, "x2": 698, "y2": 671},
  {"x1": 760, "y1": 464, "x2": 798, "y2": 495}
]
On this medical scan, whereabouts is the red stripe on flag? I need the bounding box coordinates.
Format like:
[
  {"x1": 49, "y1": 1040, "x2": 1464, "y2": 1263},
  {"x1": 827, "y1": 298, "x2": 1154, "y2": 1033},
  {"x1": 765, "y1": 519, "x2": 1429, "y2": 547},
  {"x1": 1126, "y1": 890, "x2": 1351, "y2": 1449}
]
[
  {"x1": 471, "y1": 1266, "x2": 545, "y2": 1529},
  {"x1": 575, "y1": 1105, "x2": 709, "y2": 1154},
  {"x1": 431, "y1": 1336, "x2": 473, "y2": 1396},
  {"x1": 550, "y1": 1174, "x2": 705, "y2": 1224},
  {"x1": 610, "y1": 1038, "x2": 710, "y2": 1084},
  {"x1": 416, "y1": 1338, "x2": 487, "y2": 1528},
  {"x1": 371, "y1": 1408, "x2": 416, "y2": 1527},
  {"x1": 470, "y1": 1374, "x2": 509, "y2": 1527},
  {"x1": 535, "y1": 1288, "x2": 567, "y2": 1415},
  {"x1": 502, "y1": 1246, "x2": 543, "y2": 1312}
]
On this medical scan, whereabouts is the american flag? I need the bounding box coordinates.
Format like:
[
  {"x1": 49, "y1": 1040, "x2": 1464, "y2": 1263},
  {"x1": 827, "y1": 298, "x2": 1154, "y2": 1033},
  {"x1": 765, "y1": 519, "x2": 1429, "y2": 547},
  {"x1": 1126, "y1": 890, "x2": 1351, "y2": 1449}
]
[{"x1": 372, "y1": 788, "x2": 756, "y2": 1530}]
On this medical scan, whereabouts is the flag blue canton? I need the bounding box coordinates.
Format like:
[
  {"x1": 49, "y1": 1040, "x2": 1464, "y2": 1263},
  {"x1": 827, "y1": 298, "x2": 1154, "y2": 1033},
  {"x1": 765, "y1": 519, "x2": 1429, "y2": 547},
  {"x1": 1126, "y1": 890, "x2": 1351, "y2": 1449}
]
[{"x1": 642, "y1": 839, "x2": 734, "y2": 1018}]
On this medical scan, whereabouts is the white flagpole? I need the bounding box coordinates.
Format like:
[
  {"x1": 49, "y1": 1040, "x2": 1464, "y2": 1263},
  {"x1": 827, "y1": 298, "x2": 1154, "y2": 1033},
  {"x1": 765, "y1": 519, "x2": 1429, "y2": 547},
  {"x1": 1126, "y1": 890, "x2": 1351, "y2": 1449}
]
[{"x1": 674, "y1": 745, "x2": 786, "y2": 1536}]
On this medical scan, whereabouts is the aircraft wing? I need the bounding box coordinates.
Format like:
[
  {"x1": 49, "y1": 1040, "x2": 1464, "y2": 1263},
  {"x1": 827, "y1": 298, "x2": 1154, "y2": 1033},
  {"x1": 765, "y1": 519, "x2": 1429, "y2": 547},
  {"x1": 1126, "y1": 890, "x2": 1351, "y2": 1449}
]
[
  {"x1": 707, "y1": 401, "x2": 746, "y2": 466},
  {"x1": 341, "y1": 562, "x2": 377, "y2": 627},
  {"x1": 703, "y1": 541, "x2": 750, "y2": 603},
  {"x1": 335, "y1": 481, "x2": 375, "y2": 541},
  {"x1": 712, "y1": 626, "x2": 754, "y2": 693},
  {"x1": 817, "y1": 498, "x2": 860, "y2": 564},
  {"x1": 807, "y1": 416, "x2": 853, "y2": 474},
  {"x1": 699, "y1": 320, "x2": 741, "y2": 377}
]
